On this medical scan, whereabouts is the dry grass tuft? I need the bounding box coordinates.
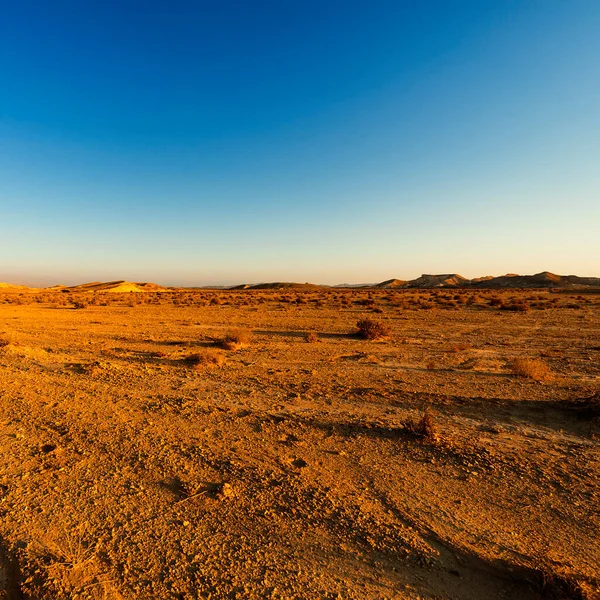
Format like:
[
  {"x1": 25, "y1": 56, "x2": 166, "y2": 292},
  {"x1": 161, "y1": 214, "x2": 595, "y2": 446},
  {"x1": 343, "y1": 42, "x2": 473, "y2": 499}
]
[
  {"x1": 501, "y1": 301, "x2": 530, "y2": 312},
  {"x1": 355, "y1": 318, "x2": 391, "y2": 341},
  {"x1": 184, "y1": 349, "x2": 226, "y2": 368},
  {"x1": 218, "y1": 328, "x2": 252, "y2": 351},
  {"x1": 451, "y1": 343, "x2": 471, "y2": 353},
  {"x1": 512, "y1": 358, "x2": 553, "y2": 381},
  {"x1": 30, "y1": 526, "x2": 125, "y2": 600},
  {"x1": 406, "y1": 408, "x2": 439, "y2": 442}
]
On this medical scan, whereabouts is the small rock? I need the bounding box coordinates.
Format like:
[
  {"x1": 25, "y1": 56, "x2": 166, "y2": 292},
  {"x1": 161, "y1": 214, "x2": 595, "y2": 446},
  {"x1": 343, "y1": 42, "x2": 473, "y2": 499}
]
[{"x1": 220, "y1": 483, "x2": 234, "y2": 498}]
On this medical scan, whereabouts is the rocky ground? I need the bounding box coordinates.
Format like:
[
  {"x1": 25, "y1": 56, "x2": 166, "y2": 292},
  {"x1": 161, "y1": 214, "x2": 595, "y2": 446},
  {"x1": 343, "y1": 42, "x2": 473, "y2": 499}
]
[{"x1": 0, "y1": 289, "x2": 598, "y2": 599}]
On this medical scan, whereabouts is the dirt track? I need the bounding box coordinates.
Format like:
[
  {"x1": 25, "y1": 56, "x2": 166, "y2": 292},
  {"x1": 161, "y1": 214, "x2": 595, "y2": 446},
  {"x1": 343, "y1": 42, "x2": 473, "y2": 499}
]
[{"x1": 0, "y1": 290, "x2": 599, "y2": 599}]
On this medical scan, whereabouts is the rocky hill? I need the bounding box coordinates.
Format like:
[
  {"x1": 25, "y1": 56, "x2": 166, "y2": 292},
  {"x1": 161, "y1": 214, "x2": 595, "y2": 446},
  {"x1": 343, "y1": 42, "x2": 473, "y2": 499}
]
[
  {"x1": 373, "y1": 272, "x2": 600, "y2": 289},
  {"x1": 53, "y1": 281, "x2": 166, "y2": 293},
  {"x1": 375, "y1": 279, "x2": 407, "y2": 289},
  {"x1": 470, "y1": 272, "x2": 600, "y2": 289}
]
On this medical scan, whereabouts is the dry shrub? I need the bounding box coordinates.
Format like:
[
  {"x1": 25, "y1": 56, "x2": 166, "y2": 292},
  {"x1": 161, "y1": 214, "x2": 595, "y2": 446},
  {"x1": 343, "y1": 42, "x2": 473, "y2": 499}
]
[
  {"x1": 355, "y1": 318, "x2": 391, "y2": 341},
  {"x1": 537, "y1": 567, "x2": 590, "y2": 600},
  {"x1": 305, "y1": 331, "x2": 319, "y2": 343},
  {"x1": 451, "y1": 343, "x2": 471, "y2": 352},
  {"x1": 219, "y1": 328, "x2": 252, "y2": 350},
  {"x1": 0, "y1": 336, "x2": 10, "y2": 350},
  {"x1": 184, "y1": 350, "x2": 226, "y2": 368},
  {"x1": 426, "y1": 360, "x2": 436, "y2": 370},
  {"x1": 501, "y1": 302, "x2": 530, "y2": 312},
  {"x1": 512, "y1": 358, "x2": 552, "y2": 381},
  {"x1": 406, "y1": 408, "x2": 439, "y2": 442}
]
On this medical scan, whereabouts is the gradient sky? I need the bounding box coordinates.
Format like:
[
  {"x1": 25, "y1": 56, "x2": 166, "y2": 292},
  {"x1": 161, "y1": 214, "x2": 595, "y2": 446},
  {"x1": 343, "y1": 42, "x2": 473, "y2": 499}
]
[{"x1": 1, "y1": 1, "x2": 599, "y2": 286}]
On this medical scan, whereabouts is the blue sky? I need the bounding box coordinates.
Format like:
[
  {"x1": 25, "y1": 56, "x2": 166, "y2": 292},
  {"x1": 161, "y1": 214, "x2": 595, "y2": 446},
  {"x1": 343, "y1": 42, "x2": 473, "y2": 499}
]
[{"x1": 1, "y1": 1, "x2": 599, "y2": 286}]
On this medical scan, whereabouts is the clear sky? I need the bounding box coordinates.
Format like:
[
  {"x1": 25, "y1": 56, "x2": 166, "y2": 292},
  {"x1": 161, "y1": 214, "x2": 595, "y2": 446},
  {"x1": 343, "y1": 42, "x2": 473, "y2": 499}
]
[{"x1": 1, "y1": 1, "x2": 599, "y2": 286}]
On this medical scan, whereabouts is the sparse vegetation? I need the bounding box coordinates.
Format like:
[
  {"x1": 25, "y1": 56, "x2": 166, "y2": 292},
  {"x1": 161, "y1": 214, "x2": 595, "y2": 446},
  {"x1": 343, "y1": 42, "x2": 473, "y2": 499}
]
[
  {"x1": 512, "y1": 357, "x2": 553, "y2": 381},
  {"x1": 501, "y1": 301, "x2": 530, "y2": 312},
  {"x1": 0, "y1": 284, "x2": 598, "y2": 599},
  {"x1": 405, "y1": 407, "x2": 439, "y2": 442},
  {"x1": 72, "y1": 299, "x2": 89, "y2": 309},
  {"x1": 355, "y1": 318, "x2": 391, "y2": 340},
  {"x1": 218, "y1": 328, "x2": 252, "y2": 350},
  {"x1": 184, "y1": 349, "x2": 226, "y2": 368}
]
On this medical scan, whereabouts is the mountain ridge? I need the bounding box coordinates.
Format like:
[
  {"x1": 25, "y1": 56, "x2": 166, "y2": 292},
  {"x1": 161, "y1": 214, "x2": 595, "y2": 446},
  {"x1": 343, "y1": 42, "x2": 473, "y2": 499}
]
[{"x1": 1, "y1": 272, "x2": 599, "y2": 291}]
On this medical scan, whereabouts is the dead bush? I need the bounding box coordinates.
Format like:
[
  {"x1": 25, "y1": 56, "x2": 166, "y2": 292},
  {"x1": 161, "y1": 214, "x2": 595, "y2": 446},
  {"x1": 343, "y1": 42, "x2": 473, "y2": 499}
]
[
  {"x1": 305, "y1": 332, "x2": 319, "y2": 343},
  {"x1": 184, "y1": 350, "x2": 226, "y2": 368},
  {"x1": 405, "y1": 408, "x2": 439, "y2": 442},
  {"x1": 512, "y1": 358, "x2": 552, "y2": 381},
  {"x1": 451, "y1": 343, "x2": 471, "y2": 352},
  {"x1": 355, "y1": 318, "x2": 391, "y2": 341},
  {"x1": 218, "y1": 328, "x2": 252, "y2": 350},
  {"x1": 501, "y1": 302, "x2": 530, "y2": 312}
]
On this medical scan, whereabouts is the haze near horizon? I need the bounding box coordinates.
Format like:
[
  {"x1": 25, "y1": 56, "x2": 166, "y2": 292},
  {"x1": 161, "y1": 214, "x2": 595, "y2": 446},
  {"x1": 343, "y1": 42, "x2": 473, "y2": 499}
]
[{"x1": 1, "y1": 1, "x2": 599, "y2": 286}]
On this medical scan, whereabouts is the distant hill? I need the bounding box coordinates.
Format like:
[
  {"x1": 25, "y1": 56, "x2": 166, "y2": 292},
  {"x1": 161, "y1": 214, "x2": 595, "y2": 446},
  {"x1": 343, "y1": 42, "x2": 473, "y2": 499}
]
[
  {"x1": 54, "y1": 280, "x2": 166, "y2": 293},
  {"x1": 371, "y1": 272, "x2": 600, "y2": 290},
  {"x1": 470, "y1": 272, "x2": 600, "y2": 289},
  {"x1": 375, "y1": 279, "x2": 407, "y2": 289},
  {"x1": 238, "y1": 282, "x2": 327, "y2": 290},
  {"x1": 2, "y1": 272, "x2": 599, "y2": 293},
  {"x1": 407, "y1": 274, "x2": 469, "y2": 288},
  {"x1": 0, "y1": 282, "x2": 34, "y2": 292}
]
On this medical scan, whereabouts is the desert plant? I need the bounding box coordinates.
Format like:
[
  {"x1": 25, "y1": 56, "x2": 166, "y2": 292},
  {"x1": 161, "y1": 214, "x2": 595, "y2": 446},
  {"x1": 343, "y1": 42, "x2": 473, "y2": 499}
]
[
  {"x1": 218, "y1": 328, "x2": 252, "y2": 350},
  {"x1": 501, "y1": 302, "x2": 530, "y2": 312},
  {"x1": 405, "y1": 407, "x2": 439, "y2": 442},
  {"x1": 512, "y1": 358, "x2": 552, "y2": 381},
  {"x1": 355, "y1": 318, "x2": 391, "y2": 341},
  {"x1": 451, "y1": 343, "x2": 471, "y2": 353},
  {"x1": 184, "y1": 350, "x2": 226, "y2": 368}
]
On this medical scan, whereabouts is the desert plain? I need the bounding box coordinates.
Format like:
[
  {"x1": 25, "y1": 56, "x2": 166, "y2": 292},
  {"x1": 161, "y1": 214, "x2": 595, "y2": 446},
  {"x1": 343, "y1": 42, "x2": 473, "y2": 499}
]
[{"x1": 0, "y1": 285, "x2": 598, "y2": 599}]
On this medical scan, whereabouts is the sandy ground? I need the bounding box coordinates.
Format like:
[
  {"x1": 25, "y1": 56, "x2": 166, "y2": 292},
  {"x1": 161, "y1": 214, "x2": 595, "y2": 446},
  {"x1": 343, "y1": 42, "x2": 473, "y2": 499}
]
[{"x1": 0, "y1": 290, "x2": 598, "y2": 599}]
